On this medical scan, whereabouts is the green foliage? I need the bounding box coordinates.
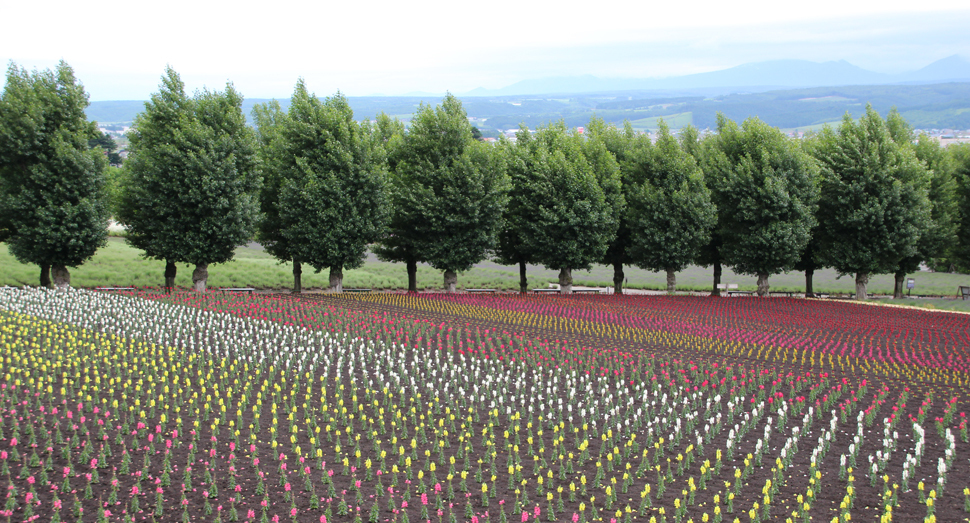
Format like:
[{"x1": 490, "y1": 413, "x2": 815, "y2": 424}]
[
  {"x1": 506, "y1": 121, "x2": 621, "y2": 273},
  {"x1": 376, "y1": 94, "x2": 509, "y2": 277},
  {"x1": 584, "y1": 117, "x2": 633, "y2": 272},
  {"x1": 705, "y1": 114, "x2": 819, "y2": 278},
  {"x1": 255, "y1": 81, "x2": 387, "y2": 275},
  {"x1": 811, "y1": 105, "x2": 932, "y2": 277},
  {"x1": 895, "y1": 126, "x2": 958, "y2": 275},
  {"x1": 0, "y1": 61, "x2": 109, "y2": 274},
  {"x1": 950, "y1": 143, "x2": 970, "y2": 272},
  {"x1": 625, "y1": 120, "x2": 715, "y2": 273},
  {"x1": 118, "y1": 67, "x2": 260, "y2": 267},
  {"x1": 88, "y1": 131, "x2": 122, "y2": 165}
]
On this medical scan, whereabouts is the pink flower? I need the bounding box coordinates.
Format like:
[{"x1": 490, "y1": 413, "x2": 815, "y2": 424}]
[
  {"x1": 290, "y1": 508, "x2": 297, "y2": 517},
  {"x1": 402, "y1": 501, "x2": 408, "y2": 509},
  {"x1": 472, "y1": 517, "x2": 479, "y2": 523},
  {"x1": 131, "y1": 486, "x2": 139, "y2": 496},
  {"x1": 284, "y1": 483, "x2": 291, "y2": 492},
  {"x1": 421, "y1": 493, "x2": 428, "y2": 505},
  {"x1": 261, "y1": 500, "x2": 268, "y2": 508},
  {"x1": 534, "y1": 505, "x2": 541, "y2": 517},
  {"x1": 248, "y1": 509, "x2": 256, "y2": 519},
  {"x1": 53, "y1": 499, "x2": 62, "y2": 510},
  {"x1": 27, "y1": 476, "x2": 35, "y2": 484},
  {"x1": 572, "y1": 513, "x2": 579, "y2": 523},
  {"x1": 272, "y1": 515, "x2": 280, "y2": 523},
  {"x1": 522, "y1": 512, "x2": 529, "y2": 522},
  {"x1": 320, "y1": 517, "x2": 327, "y2": 523}
]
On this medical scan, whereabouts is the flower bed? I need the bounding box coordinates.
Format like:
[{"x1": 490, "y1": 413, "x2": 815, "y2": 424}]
[{"x1": 0, "y1": 287, "x2": 967, "y2": 522}]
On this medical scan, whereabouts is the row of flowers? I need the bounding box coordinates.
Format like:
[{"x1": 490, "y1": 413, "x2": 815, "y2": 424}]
[{"x1": 0, "y1": 287, "x2": 966, "y2": 523}]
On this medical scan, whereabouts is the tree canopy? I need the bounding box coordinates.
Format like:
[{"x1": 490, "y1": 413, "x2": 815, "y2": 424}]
[
  {"x1": 0, "y1": 60, "x2": 109, "y2": 288},
  {"x1": 705, "y1": 115, "x2": 819, "y2": 295},
  {"x1": 118, "y1": 67, "x2": 260, "y2": 291},
  {"x1": 811, "y1": 105, "x2": 931, "y2": 299},
  {"x1": 506, "y1": 122, "x2": 621, "y2": 293},
  {"x1": 375, "y1": 94, "x2": 508, "y2": 292},
  {"x1": 254, "y1": 80, "x2": 387, "y2": 292},
  {"x1": 625, "y1": 120, "x2": 716, "y2": 292}
]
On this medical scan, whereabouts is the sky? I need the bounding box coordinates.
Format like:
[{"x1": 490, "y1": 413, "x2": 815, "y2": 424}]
[{"x1": 2, "y1": 0, "x2": 969, "y2": 100}]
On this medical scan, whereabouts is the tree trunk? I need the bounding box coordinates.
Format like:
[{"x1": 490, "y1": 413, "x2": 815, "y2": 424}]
[
  {"x1": 192, "y1": 263, "x2": 209, "y2": 293},
  {"x1": 893, "y1": 269, "x2": 906, "y2": 299},
  {"x1": 443, "y1": 270, "x2": 457, "y2": 293},
  {"x1": 164, "y1": 261, "x2": 177, "y2": 290},
  {"x1": 558, "y1": 268, "x2": 572, "y2": 295},
  {"x1": 613, "y1": 262, "x2": 624, "y2": 295},
  {"x1": 805, "y1": 267, "x2": 815, "y2": 298},
  {"x1": 292, "y1": 260, "x2": 302, "y2": 294},
  {"x1": 519, "y1": 261, "x2": 528, "y2": 294},
  {"x1": 855, "y1": 272, "x2": 868, "y2": 301},
  {"x1": 711, "y1": 261, "x2": 722, "y2": 297},
  {"x1": 666, "y1": 269, "x2": 676, "y2": 294},
  {"x1": 51, "y1": 265, "x2": 70, "y2": 289},
  {"x1": 329, "y1": 265, "x2": 344, "y2": 293},
  {"x1": 756, "y1": 273, "x2": 769, "y2": 297},
  {"x1": 39, "y1": 264, "x2": 51, "y2": 288},
  {"x1": 406, "y1": 260, "x2": 417, "y2": 293}
]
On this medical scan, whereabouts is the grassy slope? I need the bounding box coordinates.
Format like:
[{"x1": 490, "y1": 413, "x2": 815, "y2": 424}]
[{"x1": 4, "y1": 238, "x2": 970, "y2": 300}]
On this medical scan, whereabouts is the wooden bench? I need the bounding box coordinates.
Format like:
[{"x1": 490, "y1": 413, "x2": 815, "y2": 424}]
[
  {"x1": 769, "y1": 291, "x2": 796, "y2": 297},
  {"x1": 573, "y1": 288, "x2": 602, "y2": 294},
  {"x1": 219, "y1": 287, "x2": 255, "y2": 294},
  {"x1": 533, "y1": 288, "x2": 560, "y2": 294},
  {"x1": 343, "y1": 288, "x2": 372, "y2": 293},
  {"x1": 466, "y1": 288, "x2": 497, "y2": 294},
  {"x1": 959, "y1": 286, "x2": 970, "y2": 300},
  {"x1": 727, "y1": 290, "x2": 755, "y2": 297},
  {"x1": 95, "y1": 287, "x2": 135, "y2": 292}
]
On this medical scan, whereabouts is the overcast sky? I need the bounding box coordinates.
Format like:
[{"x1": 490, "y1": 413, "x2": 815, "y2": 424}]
[{"x1": 3, "y1": 0, "x2": 969, "y2": 100}]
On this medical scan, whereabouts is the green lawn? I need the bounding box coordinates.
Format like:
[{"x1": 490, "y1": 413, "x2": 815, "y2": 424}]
[{"x1": 3, "y1": 238, "x2": 969, "y2": 299}]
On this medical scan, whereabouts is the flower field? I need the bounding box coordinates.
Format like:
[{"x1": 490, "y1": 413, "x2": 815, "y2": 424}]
[{"x1": 1, "y1": 288, "x2": 968, "y2": 523}]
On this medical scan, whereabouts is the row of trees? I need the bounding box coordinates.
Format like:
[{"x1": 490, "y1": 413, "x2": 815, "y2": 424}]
[{"x1": 2, "y1": 63, "x2": 969, "y2": 300}]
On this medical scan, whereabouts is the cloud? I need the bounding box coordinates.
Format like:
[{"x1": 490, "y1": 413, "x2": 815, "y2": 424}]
[{"x1": 2, "y1": 2, "x2": 967, "y2": 99}]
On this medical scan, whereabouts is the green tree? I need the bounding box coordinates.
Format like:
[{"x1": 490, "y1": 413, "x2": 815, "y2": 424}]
[
  {"x1": 251, "y1": 99, "x2": 299, "y2": 289},
  {"x1": 375, "y1": 94, "x2": 508, "y2": 292},
  {"x1": 493, "y1": 127, "x2": 541, "y2": 293},
  {"x1": 626, "y1": 121, "x2": 716, "y2": 293},
  {"x1": 951, "y1": 143, "x2": 970, "y2": 273},
  {"x1": 89, "y1": 131, "x2": 122, "y2": 165},
  {"x1": 706, "y1": 115, "x2": 819, "y2": 296},
  {"x1": 255, "y1": 81, "x2": 387, "y2": 293},
  {"x1": 118, "y1": 67, "x2": 260, "y2": 292},
  {"x1": 0, "y1": 61, "x2": 109, "y2": 288},
  {"x1": 812, "y1": 106, "x2": 931, "y2": 300},
  {"x1": 682, "y1": 126, "x2": 727, "y2": 296},
  {"x1": 586, "y1": 118, "x2": 636, "y2": 294},
  {"x1": 509, "y1": 122, "x2": 621, "y2": 294},
  {"x1": 885, "y1": 114, "x2": 958, "y2": 297}
]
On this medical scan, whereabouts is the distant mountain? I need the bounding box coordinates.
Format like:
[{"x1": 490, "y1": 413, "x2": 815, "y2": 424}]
[
  {"x1": 899, "y1": 55, "x2": 970, "y2": 83},
  {"x1": 463, "y1": 55, "x2": 970, "y2": 97}
]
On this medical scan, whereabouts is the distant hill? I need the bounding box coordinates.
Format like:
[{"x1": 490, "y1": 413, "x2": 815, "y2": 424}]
[
  {"x1": 85, "y1": 80, "x2": 970, "y2": 135},
  {"x1": 462, "y1": 55, "x2": 970, "y2": 97}
]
